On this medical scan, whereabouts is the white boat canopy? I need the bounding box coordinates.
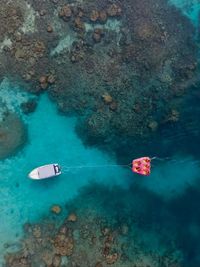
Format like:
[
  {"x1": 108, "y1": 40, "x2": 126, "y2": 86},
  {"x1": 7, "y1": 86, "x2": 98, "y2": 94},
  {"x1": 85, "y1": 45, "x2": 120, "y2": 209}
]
[{"x1": 29, "y1": 164, "x2": 61, "y2": 180}]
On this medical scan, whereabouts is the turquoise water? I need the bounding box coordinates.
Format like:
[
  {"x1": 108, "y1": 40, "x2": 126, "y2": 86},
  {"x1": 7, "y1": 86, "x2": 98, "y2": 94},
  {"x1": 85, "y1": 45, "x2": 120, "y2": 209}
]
[
  {"x1": 1, "y1": 84, "x2": 200, "y2": 265},
  {"x1": 170, "y1": 0, "x2": 200, "y2": 27},
  {"x1": 0, "y1": 91, "x2": 130, "y2": 262},
  {"x1": 1, "y1": 0, "x2": 200, "y2": 266}
]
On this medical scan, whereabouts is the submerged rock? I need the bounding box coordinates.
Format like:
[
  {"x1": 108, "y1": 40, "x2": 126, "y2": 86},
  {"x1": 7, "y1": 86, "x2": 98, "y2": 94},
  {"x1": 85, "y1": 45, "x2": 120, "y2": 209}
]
[
  {"x1": 51, "y1": 205, "x2": 62, "y2": 214},
  {"x1": 93, "y1": 28, "x2": 104, "y2": 43},
  {"x1": 105, "y1": 253, "x2": 119, "y2": 264},
  {"x1": 54, "y1": 234, "x2": 74, "y2": 256},
  {"x1": 39, "y1": 75, "x2": 48, "y2": 90},
  {"x1": 109, "y1": 101, "x2": 117, "y2": 111},
  {"x1": 59, "y1": 5, "x2": 72, "y2": 21},
  {"x1": 5, "y1": 254, "x2": 30, "y2": 267},
  {"x1": 32, "y1": 225, "x2": 41, "y2": 239},
  {"x1": 74, "y1": 17, "x2": 85, "y2": 32},
  {"x1": 90, "y1": 10, "x2": 99, "y2": 22},
  {"x1": 20, "y1": 99, "x2": 37, "y2": 114},
  {"x1": 107, "y1": 4, "x2": 122, "y2": 17},
  {"x1": 99, "y1": 10, "x2": 107, "y2": 23},
  {"x1": 67, "y1": 213, "x2": 77, "y2": 222},
  {"x1": 0, "y1": 113, "x2": 26, "y2": 160},
  {"x1": 47, "y1": 25, "x2": 53, "y2": 33},
  {"x1": 102, "y1": 93, "x2": 113, "y2": 104},
  {"x1": 42, "y1": 250, "x2": 53, "y2": 266},
  {"x1": 47, "y1": 74, "x2": 56, "y2": 84},
  {"x1": 52, "y1": 255, "x2": 61, "y2": 267},
  {"x1": 148, "y1": 120, "x2": 158, "y2": 131}
]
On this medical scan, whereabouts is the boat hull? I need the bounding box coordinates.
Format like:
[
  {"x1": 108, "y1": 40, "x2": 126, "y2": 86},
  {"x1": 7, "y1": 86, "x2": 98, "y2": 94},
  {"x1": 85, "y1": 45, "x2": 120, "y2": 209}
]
[{"x1": 28, "y1": 164, "x2": 61, "y2": 180}]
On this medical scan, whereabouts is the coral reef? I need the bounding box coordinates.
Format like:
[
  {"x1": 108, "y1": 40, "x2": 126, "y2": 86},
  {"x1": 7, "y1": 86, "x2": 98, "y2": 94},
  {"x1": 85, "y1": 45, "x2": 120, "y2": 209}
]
[
  {"x1": 0, "y1": 0, "x2": 197, "y2": 157},
  {"x1": 0, "y1": 1, "x2": 200, "y2": 266},
  {"x1": 0, "y1": 112, "x2": 26, "y2": 159},
  {"x1": 4, "y1": 185, "x2": 183, "y2": 267},
  {"x1": 51, "y1": 205, "x2": 62, "y2": 214},
  {"x1": 20, "y1": 99, "x2": 37, "y2": 114}
]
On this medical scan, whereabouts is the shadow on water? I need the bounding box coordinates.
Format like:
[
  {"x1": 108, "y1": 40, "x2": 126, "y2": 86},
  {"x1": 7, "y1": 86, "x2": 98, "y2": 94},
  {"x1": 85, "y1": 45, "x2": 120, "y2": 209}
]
[{"x1": 29, "y1": 175, "x2": 62, "y2": 188}]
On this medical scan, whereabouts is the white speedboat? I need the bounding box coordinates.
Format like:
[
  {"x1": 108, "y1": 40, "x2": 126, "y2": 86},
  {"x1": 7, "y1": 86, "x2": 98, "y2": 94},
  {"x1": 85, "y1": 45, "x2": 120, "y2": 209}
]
[{"x1": 28, "y1": 163, "x2": 61, "y2": 180}]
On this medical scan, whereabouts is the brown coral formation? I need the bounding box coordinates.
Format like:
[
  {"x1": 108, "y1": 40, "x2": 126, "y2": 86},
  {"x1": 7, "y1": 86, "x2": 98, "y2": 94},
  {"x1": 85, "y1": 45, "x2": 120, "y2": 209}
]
[
  {"x1": 4, "y1": 207, "x2": 182, "y2": 267},
  {"x1": 67, "y1": 213, "x2": 77, "y2": 222},
  {"x1": 90, "y1": 10, "x2": 99, "y2": 22},
  {"x1": 51, "y1": 205, "x2": 62, "y2": 214},
  {"x1": 54, "y1": 233, "x2": 74, "y2": 256},
  {"x1": 0, "y1": 2, "x2": 24, "y2": 43},
  {"x1": 59, "y1": 5, "x2": 72, "y2": 21},
  {"x1": 0, "y1": 113, "x2": 26, "y2": 160},
  {"x1": 107, "y1": 4, "x2": 122, "y2": 17},
  {"x1": 0, "y1": 0, "x2": 197, "y2": 156}
]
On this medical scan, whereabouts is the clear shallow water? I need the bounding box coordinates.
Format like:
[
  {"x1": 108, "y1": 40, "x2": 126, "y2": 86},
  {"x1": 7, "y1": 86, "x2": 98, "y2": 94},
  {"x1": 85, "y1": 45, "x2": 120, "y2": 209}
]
[
  {"x1": 1, "y1": 87, "x2": 200, "y2": 264},
  {"x1": 1, "y1": 0, "x2": 200, "y2": 265},
  {"x1": 0, "y1": 92, "x2": 130, "y2": 261}
]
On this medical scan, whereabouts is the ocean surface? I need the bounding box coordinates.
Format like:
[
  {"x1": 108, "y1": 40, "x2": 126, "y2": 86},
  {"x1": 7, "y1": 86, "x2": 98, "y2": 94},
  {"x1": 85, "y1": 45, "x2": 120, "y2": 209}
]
[
  {"x1": 0, "y1": 88, "x2": 130, "y2": 261},
  {"x1": 1, "y1": 0, "x2": 200, "y2": 266},
  {"x1": 1, "y1": 83, "x2": 200, "y2": 265}
]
